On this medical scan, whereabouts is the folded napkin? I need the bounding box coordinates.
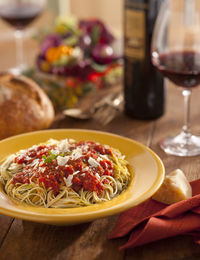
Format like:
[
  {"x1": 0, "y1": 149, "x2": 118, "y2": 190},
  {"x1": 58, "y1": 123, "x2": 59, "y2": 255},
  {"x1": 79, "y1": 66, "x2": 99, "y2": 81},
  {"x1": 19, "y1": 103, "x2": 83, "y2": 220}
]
[{"x1": 109, "y1": 179, "x2": 200, "y2": 250}]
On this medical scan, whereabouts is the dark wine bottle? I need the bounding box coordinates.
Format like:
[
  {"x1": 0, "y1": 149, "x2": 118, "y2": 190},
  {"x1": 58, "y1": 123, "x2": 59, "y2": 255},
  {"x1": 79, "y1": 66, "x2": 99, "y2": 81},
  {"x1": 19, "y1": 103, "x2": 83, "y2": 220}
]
[{"x1": 124, "y1": 0, "x2": 164, "y2": 120}]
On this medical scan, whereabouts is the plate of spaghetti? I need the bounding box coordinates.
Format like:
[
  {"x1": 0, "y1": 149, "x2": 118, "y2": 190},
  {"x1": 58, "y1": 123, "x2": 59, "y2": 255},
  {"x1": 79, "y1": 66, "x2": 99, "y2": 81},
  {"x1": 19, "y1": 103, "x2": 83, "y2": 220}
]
[{"x1": 0, "y1": 129, "x2": 164, "y2": 225}]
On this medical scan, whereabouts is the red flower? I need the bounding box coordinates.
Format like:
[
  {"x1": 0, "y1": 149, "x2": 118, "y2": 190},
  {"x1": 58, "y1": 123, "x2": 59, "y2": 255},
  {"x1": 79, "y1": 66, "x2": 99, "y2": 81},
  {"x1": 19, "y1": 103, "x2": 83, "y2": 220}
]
[
  {"x1": 87, "y1": 72, "x2": 103, "y2": 88},
  {"x1": 65, "y1": 77, "x2": 80, "y2": 88}
]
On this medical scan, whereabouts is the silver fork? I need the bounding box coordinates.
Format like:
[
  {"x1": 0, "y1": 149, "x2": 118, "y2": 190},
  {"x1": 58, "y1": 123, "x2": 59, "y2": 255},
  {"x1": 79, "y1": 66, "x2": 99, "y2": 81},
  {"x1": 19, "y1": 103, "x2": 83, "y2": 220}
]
[
  {"x1": 63, "y1": 91, "x2": 123, "y2": 124},
  {"x1": 93, "y1": 92, "x2": 124, "y2": 125}
]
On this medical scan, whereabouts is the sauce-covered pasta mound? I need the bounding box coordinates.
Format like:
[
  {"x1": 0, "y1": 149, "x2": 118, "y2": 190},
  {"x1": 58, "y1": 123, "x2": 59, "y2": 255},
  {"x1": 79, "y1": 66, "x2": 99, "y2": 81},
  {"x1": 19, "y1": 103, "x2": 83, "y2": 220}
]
[{"x1": 0, "y1": 138, "x2": 130, "y2": 208}]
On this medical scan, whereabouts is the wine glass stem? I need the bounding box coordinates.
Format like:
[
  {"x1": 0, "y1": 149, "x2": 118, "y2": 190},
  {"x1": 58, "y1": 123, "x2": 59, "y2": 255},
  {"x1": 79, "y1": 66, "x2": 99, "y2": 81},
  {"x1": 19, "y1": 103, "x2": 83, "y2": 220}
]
[
  {"x1": 182, "y1": 88, "x2": 192, "y2": 137},
  {"x1": 14, "y1": 29, "x2": 24, "y2": 69}
]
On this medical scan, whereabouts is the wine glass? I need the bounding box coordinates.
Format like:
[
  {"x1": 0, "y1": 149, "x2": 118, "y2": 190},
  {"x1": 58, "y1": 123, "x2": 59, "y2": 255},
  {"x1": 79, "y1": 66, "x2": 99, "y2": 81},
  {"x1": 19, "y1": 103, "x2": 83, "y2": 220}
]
[
  {"x1": 151, "y1": 0, "x2": 200, "y2": 157},
  {"x1": 0, "y1": 0, "x2": 46, "y2": 74}
]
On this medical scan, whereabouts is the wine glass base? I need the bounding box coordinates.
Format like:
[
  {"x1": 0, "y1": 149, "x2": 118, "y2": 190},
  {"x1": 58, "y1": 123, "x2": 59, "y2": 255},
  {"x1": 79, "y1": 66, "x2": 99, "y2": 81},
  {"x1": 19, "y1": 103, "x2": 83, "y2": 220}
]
[
  {"x1": 8, "y1": 64, "x2": 27, "y2": 75},
  {"x1": 160, "y1": 131, "x2": 200, "y2": 156}
]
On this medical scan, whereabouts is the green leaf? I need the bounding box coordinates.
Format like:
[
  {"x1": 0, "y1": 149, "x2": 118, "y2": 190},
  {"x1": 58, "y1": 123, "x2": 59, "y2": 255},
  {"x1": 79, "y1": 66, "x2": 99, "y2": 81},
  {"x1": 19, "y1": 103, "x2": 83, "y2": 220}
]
[
  {"x1": 91, "y1": 62, "x2": 108, "y2": 72},
  {"x1": 91, "y1": 25, "x2": 100, "y2": 45},
  {"x1": 63, "y1": 35, "x2": 78, "y2": 46},
  {"x1": 42, "y1": 154, "x2": 53, "y2": 164}
]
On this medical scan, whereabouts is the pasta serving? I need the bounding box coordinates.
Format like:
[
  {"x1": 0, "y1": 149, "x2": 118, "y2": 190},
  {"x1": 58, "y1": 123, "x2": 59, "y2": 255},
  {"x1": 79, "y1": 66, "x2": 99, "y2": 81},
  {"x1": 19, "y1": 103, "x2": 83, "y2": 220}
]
[{"x1": 0, "y1": 138, "x2": 131, "y2": 208}]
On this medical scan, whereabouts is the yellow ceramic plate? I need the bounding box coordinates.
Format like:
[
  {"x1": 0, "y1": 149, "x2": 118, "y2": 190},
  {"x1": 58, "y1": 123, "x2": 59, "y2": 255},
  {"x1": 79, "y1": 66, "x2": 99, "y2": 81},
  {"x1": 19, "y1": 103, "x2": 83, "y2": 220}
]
[{"x1": 0, "y1": 129, "x2": 165, "y2": 225}]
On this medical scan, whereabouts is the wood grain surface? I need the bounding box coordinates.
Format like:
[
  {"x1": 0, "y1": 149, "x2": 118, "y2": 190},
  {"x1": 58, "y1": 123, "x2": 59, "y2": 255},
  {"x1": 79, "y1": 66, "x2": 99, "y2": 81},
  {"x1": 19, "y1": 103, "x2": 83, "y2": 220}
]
[
  {"x1": 0, "y1": 81, "x2": 200, "y2": 260},
  {"x1": 0, "y1": 17, "x2": 200, "y2": 260}
]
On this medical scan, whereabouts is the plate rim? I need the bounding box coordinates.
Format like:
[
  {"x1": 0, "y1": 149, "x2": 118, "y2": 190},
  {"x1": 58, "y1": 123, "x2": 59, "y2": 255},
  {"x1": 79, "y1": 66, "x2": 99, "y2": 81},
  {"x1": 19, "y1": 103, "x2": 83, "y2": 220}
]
[{"x1": 0, "y1": 129, "x2": 165, "y2": 224}]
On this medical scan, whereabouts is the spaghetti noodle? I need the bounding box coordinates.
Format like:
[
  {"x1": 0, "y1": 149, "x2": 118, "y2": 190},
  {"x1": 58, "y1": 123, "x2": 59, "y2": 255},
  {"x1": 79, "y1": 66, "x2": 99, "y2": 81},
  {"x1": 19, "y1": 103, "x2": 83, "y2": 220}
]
[{"x1": 0, "y1": 138, "x2": 130, "y2": 208}]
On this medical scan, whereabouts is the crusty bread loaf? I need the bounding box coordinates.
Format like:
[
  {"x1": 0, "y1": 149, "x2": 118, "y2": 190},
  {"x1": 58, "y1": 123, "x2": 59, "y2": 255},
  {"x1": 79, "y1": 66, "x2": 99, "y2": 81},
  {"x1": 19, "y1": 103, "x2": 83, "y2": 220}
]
[{"x1": 0, "y1": 72, "x2": 55, "y2": 139}]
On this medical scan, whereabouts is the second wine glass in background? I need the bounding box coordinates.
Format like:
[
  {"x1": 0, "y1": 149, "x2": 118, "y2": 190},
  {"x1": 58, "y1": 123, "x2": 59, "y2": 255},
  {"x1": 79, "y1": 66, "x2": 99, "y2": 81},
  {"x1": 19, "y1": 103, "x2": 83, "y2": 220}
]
[{"x1": 0, "y1": 0, "x2": 46, "y2": 74}]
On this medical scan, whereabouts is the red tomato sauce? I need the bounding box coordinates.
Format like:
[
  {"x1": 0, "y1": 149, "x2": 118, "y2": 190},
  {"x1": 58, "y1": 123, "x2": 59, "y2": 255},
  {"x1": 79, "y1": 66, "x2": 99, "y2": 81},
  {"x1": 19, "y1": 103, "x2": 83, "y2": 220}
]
[{"x1": 12, "y1": 140, "x2": 114, "y2": 196}]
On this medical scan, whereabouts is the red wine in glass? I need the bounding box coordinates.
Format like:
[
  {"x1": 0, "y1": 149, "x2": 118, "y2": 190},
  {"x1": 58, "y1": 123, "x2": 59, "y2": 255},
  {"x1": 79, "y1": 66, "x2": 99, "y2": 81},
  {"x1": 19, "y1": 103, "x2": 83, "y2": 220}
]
[
  {"x1": 0, "y1": 3, "x2": 43, "y2": 29},
  {"x1": 153, "y1": 51, "x2": 200, "y2": 88},
  {"x1": 0, "y1": 0, "x2": 46, "y2": 74},
  {"x1": 151, "y1": 0, "x2": 200, "y2": 156}
]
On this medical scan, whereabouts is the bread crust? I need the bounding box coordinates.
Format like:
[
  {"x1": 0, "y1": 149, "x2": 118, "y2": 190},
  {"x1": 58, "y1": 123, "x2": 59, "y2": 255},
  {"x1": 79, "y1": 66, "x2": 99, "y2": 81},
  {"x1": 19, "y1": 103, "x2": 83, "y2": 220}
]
[{"x1": 0, "y1": 72, "x2": 55, "y2": 139}]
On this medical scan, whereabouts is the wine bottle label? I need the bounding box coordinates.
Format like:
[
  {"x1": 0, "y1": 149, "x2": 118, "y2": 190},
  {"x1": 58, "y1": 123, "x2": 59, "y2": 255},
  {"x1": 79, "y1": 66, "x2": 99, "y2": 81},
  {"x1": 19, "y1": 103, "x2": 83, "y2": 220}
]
[{"x1": 125, "y1": 5, "x2": 146, "y2": 60}]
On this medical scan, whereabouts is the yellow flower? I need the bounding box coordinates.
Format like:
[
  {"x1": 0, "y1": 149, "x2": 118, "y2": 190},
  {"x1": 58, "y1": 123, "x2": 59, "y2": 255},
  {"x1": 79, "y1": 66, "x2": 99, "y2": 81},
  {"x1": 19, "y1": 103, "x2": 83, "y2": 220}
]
[
  {"x1": 75, "y1": 86, "x2": 83, "y2": 96},
  {"x1": 46, "y1": 46, "x2": 73, "y2": 63},
  {"x1": 41, "y1": 61, "x2": 50, "y2": 72}
]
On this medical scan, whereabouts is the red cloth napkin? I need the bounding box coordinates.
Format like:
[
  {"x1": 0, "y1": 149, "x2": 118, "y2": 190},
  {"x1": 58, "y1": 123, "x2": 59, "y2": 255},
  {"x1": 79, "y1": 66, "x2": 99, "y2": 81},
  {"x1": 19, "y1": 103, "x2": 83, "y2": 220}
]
[{"x1": 109, "y1": 179, "x2": 200, "y2": 250}]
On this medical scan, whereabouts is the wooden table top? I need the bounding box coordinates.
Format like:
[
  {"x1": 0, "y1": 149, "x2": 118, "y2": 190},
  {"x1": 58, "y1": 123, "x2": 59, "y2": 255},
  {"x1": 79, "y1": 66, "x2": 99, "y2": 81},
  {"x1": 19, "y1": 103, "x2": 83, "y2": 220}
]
[{"x1": 0, "y1": 25, "x2": 200, "y2": 260}]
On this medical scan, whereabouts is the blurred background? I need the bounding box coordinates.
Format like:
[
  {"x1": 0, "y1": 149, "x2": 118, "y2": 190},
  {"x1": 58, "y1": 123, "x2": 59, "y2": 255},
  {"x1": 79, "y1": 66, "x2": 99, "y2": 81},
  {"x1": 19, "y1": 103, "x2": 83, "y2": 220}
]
[{"x1": 0, "y1": 0, "x2": 123, "y2": 71}]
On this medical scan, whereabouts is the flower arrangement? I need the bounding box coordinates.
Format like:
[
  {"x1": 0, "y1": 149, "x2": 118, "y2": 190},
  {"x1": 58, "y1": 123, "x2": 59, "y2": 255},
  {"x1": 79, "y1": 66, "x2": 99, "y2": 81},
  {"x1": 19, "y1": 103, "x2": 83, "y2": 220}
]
[{"x1": 25, "y1": 16, "x2": 122, "y2": 111}]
